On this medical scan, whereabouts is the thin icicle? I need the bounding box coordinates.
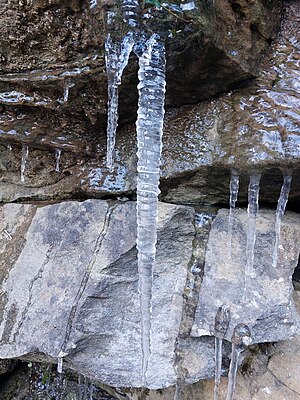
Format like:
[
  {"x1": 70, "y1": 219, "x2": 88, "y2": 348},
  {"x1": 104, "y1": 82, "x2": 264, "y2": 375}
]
[
  {"x1": 55, "y1": 148, "x2": 62, "y2": 172},
  {"x1": 214, "y1": 305, "x2": 230, "y2": 400},
  {"x1": 243, "y1": 173, "x2": 261, "y2": 303},
  {"x1": 173, "y1": 382, "x2": 183, "y2": 400},
  {"x1": 57, "y1": 356, "x2": 63, "y2": 374},
  {"x1": 105, "y1": 20, "x2": 135, "y2": 171},
  {"x1": 272, "y1": 172, "x2": 292, "y2": 268},
  {"x1": 135, "y1": 34, "x2": 166, "y2": 382},
  {"x1": 226, "y1": 324, "x2": 251, "y2": 400},
  {"x1": 227, "y1": 170, "x2": 239, "y2": 258},
  {"x1": 20, "y1": 144, "x2": 29, "y2": 182}
]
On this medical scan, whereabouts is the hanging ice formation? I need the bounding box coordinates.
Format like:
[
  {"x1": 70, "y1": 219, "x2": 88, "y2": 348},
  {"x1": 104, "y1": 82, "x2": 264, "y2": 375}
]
[
  {"x1": 243, "y1": 173, "x2": 261, "y2": 302},
  {"x1": 214, "y1": 305, "x2": 231, "y2": 400},
  {"x1": 227, "y1": 170, "x2": 240, "y2": 258},
  {"x1": 55, "y1": 149, "x2": 62, "y2": 172},
  {"x1": 105, "y1": 1, "x2": 166, "y2": 383},
  {"x1": 272, "y1": 172, "x2": 292, "y2": 268},
  {"x1": 226, "y1": 324, "x2": 251, "y2": 400},
  {"x1": 20, "y1": 144, "x2": 29, "y2": 182},
  {"x1": 104, "y1": 1, "x2": 136, "y2": 171}
]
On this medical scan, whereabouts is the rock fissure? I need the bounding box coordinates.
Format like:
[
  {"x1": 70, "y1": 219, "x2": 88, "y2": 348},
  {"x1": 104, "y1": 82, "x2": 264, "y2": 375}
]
[{"x1": 59, "y1": 203, "x2": 117, "y2": 356}]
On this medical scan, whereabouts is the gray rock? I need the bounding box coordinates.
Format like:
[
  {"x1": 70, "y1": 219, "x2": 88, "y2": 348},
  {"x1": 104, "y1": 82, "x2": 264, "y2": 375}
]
[
  {"x1": 191, "y1": 209, "x2": 300, "y2": 344},
  {"x1": 0, "y1": 200, "x2": 195, "y2": 389}
]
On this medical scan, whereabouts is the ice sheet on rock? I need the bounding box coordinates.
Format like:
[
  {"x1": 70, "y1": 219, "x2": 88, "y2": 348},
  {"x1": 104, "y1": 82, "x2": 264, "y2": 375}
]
[
  {"x1": 272, "y1": 172, "x2": 292, "y2": 268},
  {"x1": 134, "y1": 34, "x2": 166, "y2": 382}
]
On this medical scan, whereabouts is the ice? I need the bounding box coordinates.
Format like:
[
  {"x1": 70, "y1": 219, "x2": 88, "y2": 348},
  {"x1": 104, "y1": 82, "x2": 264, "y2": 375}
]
[
  {"x1": 226, "y1": 324, "x2": 251, "y2": 400},
  {"x1": 272, "y1": 172, "x2": 292, "y2": 267},
  {"x1": 243, "y1": 173, "x2": 261, "y2": 302},
  {"x1": 134, "y1": 34, "x2": 166, "y2": 381},
  {"x1": 105, "y1": 9, "x2": 135, "y2": 171},
  {"x1": 20, "y1": 144, "x2": 29, "y2": 182},
  {"x1": 57, "y1": 356, "x2": 63, "y2": 374},
  {"x1": 214, "y1": 305, "x2": 231, "y2": 400},
  {"x1": 227, "y1": 170, "x2": 239, "y2": 258},
  {"x1": 55, "y1": 148, "x2": 62, "y2": 172}
]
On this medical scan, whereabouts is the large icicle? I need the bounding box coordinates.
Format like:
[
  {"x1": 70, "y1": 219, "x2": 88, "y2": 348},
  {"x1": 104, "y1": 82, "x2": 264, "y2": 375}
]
[
  {"x1": 227, "y1": 170, "x2": 239, "y2": 259},
  {"x1": 226, "y1": 324, "x2": 251, "y2": 400},
  {"x1": 243, "y1": 173, "x2": 261, "y2": 302},
  {"x1": 214, "y1": 305, "x2": 231, "y2": 400},
  {"x1": 135, "y1": 34, "x2": 166, "y2": 382},
  {"x1": 272, "y1": 172, "x2": 292, "y2": 268}
]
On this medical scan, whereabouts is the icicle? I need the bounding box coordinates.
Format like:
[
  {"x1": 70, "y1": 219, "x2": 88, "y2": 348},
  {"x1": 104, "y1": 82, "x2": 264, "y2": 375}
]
[
  {"x1": 57, "y1": 356, "x2": 63, "y2": 374},
  {"x1": 243, "y1": 173, "x2": 261, "y2": 303},
  {"x1": 20, "y1": 144, "x2": 29, "y2": 182},
  {"x1": 55, "y1": 148, "x2": 62, "y2": 172},
  {"x1": 173, "y1": 382, "x2": 183, "y2": 400},
  {"x1": 272, "y1": 172, "x2": 292, "y2": 268},
  {"x1": 89, "y1": 382, "x2": 93, "y2": 400},
  {"x1": 105, "y1": 15, "x2": 135, "y2": 171},
  {"x1": 214, "y1": 305, "x2": 231, "y2": 400},
  {"x1": 135, "y1": 34, "x2": 166, "y2": 382},
  {"x1": 90, "y1": 0, "x2": 97, "y2": 9},
  {"x1": 226, "y1": 324, "x2": 251, "y2": 400},
  {"x1": 227, "y1": 170, "x2": 239, "y2": 258}
]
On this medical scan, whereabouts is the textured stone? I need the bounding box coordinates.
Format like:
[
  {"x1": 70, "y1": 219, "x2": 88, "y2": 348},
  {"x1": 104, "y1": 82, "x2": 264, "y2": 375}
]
[
  {"x1": 0, "y1": 1, "x2": 298, "y2": 207},
  {"x1": 192, "y1": 209, "x2": 300, "y2": 344},
  {"x1": 0, "y1": 200, "x2": 194, "y2": 389}
]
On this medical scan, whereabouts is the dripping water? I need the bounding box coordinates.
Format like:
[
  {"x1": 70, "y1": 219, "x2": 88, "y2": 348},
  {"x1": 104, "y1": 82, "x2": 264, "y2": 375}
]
[
  {"x1": 134, "y1": 34, "x2": 166, "y2": 382},
  {"x1": 272, "y1": 172, "x2": 292, "y2": 268},
  {"x1": 55, "y1": 148, "x2": 62, "y2": 172},
  {"x1": 20, "y1": 144, "x2": 29, "y2": 182},
  {"x1": 227, "y1": 170, "x2": 239, "y2": 258},
  {"x1": 226, "y1": 324, "x2": 251, "y2": 400},
  {"x1": 243, "y1": 173, "x2": 261, "y2": 303},
  {"x1": 214, "y1": 305, "x2": 230, "y2": 400}
]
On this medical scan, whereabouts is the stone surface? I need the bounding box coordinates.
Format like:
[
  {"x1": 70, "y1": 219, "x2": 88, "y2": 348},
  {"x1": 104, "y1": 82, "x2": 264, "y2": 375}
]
[
  {"x1": 0, "y1": 1, "x2": 298, "y2": 207},
  {"x1": 116, "y1": 314, "x2": 300, "y2": 399},
  {"x1": 0, "y1": 199, "x2": 195, "y2": 389},
  {"x1": 192, "y1": 209, "x2": 300, "y2": 344}
]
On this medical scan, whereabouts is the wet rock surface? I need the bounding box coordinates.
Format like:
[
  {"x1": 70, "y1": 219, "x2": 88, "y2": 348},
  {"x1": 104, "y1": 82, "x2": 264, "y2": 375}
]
[{"x1": 0, "y1": 1, "x2": 298, "y2": 208}]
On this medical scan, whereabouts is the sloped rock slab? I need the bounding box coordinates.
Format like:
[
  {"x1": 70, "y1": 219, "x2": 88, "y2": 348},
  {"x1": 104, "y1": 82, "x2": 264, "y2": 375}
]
[
  {"x1": 0, "y1": 200, "x2": 194, "y2": 389},
  {"x1": 191, "y1": 209, "x2": 300, "y2": 344}
]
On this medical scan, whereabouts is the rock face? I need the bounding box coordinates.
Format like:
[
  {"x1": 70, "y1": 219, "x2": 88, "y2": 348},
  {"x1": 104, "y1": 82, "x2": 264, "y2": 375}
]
[
  {"x1": 0, "y1": 0, "x2": 298, "y2": 208},
  {"x1": 0, "y1": 200, "x2": 195, "y2": 389},
  {"x1": 191, "y1": 209, "x2": 300, "y2": 344},
  {"x1": 0, "y1": 201, "x2": 299, "y2": 392}
]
